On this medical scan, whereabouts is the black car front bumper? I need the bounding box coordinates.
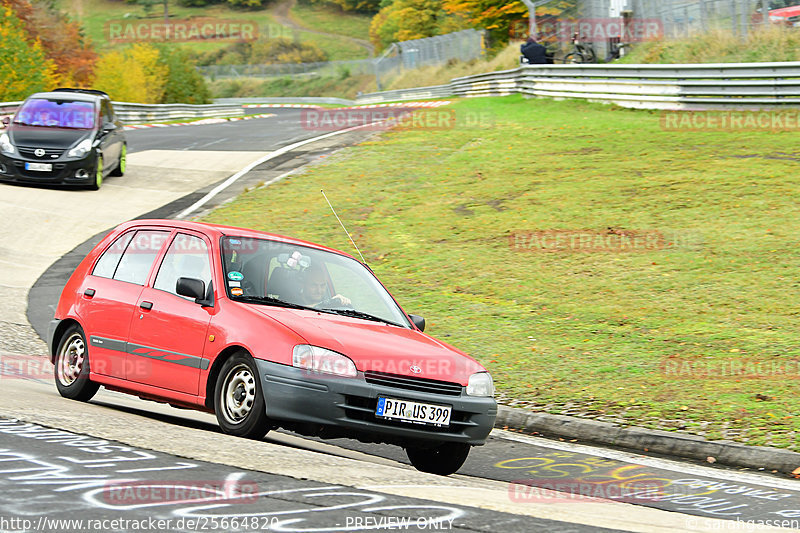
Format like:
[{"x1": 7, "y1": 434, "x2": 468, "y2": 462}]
[
  {"x1": 0, "y1": 151, "x2": 98, "y2": 186},
  {"x1": 256, "y1": 359, "x2": 497, "y2": 447}
]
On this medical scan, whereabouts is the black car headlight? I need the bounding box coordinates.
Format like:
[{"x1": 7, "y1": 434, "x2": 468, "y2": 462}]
[
  {"x1": 67, "y1": 139, "x2": 93, "y2": 158},
  {"x1": 0, "y1": 133, "x2": 16, "y2": 156}
]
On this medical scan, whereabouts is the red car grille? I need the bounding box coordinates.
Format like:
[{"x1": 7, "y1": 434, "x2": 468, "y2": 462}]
[{"x1": 363, "y1": 371, "x2": 463, "y2": 396}]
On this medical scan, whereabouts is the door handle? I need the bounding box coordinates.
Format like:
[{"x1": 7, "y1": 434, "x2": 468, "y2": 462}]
[
  {"x1": 84, "y1": 288, "x2": 95, "y2": 297},
  {"x1": 139, "y1": 301, "x2": 153, "y2": 310}
]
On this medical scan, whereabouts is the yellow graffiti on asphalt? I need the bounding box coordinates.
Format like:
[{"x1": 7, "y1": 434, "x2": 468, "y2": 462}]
[{"x1": 494, "y1": 451, "x2": 735, "y2": 497}]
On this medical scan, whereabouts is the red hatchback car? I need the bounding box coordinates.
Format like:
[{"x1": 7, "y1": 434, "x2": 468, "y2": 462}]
[{"x1": 48, "y1": 220, "x2": 497, "y2": 475}]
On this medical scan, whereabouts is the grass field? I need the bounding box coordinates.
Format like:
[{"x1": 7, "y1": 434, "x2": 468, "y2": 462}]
[
  {"x1": 201, "y1": 96, "x2": 800, "y2": 449},
  {"x1": 289, "y1": 2, "x2": 372, "y2": 45},
  {"x1": 619, "y1": 26, "x2": 800, "y2": 64},
  {"x1": 209, "y1": 73, "x2": 375, "y2": 99},
  {"x1": 210, "y1": 43, "x2": 521, "y2": 99},
  {"x1": 59, "y1": 0, "x2": 368, "y2": 59}
]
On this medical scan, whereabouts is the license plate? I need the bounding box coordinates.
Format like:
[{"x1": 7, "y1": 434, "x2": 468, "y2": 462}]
[
  {"x1": 25, "y1": 162, "x2": 52, "y2": 172},
  {"x1": 375, "y1": 397, "x2": 452, "y2": 427}
]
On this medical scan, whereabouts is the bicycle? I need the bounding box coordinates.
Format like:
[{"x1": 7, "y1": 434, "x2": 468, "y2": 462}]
[{"x1": 562, "y1": 32, "x2": 597, "y2": 64}]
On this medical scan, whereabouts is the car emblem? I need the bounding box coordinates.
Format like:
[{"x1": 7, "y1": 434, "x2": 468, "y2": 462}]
[
  {"x1": 409, "y1": 365, "x2": 422, "y2": 374},
  {"x1": 34, "y1": 149, "x2": 45, "y2": 157}
]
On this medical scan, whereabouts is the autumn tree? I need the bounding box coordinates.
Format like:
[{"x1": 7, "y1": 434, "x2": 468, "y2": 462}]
[
  {"x1": 369, "y1": 0, "x2": 469, "y2": 51},
  {"x1": 441, "y1": 0, "x2": 577, "y2": 45},
  {"x1": 0, "y1": 4, "x2": 58, "y2": 100},
  {"x1": 4, "y1": 0, "x2": 97, "y2": 86},
  {"x1": 93, "y1": 43, "x2": 168, "y2": 103}
]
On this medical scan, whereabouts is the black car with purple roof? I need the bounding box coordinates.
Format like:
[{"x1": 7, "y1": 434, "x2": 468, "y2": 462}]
[{"x1": 0, "y1": 88, "x2": 126, "y2": 190}]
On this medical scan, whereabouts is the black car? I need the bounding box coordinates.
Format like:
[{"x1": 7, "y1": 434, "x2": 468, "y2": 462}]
[{"x1": 0, "y1": 88, "x2": 126, "y2": 190}]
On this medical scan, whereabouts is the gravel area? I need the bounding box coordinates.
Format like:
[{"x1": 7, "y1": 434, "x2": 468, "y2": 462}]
[{"x1": 0, "y1": 320, "x2": 48, "y2": 356}]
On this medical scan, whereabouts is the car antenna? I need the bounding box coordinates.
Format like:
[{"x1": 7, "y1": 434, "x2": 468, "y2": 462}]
[{"x1": 321, "y1": 189, "x2": 368, "y2": 265}]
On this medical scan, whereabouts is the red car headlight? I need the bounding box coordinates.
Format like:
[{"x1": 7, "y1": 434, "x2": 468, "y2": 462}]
[
  {"x1": 467, "y1": 372, "x2": 495, "y2": 397},
  {"x1": 292, "y1": 345, "x2": 357, "y2": 378}
]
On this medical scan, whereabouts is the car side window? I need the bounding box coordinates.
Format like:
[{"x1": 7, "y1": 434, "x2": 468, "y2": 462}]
[
  {"x1": 92, "y1": 232, "x2": 134, "y2": 279},
  {"x1": 102, "y1": 100, "x2": 114, "y2": 123},
  {"x1": 113, "y1": 230, "x2": 169, "y2": 285},
  {"x1": 154, "y1": 233, "x2": 212, "y2": 298}
]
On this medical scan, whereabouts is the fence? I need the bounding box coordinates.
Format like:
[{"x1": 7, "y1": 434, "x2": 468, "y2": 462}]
[
  {"x1": 620, "y1": 0, "x2": 772, "y2": 39},
  {"x1": 356, "y1": 61, "x2": 800, "y2": 110},
  {"x1": 198, "y1": 29, "x2": 486, "y2": 89},
  {"x1": 525, "y1": 1, "x2": 777, "y2": 62}
]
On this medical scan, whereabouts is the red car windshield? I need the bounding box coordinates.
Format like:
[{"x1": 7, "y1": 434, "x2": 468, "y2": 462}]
[
  {"x1": 221, "y1": 237, "x2": 411, "y2": 327},
  {"x1": 14, "y1": 99, "x2": 96, "y2": 129}
]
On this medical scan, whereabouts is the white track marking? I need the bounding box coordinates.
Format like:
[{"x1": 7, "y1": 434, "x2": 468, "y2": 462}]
[{"x1": 175, "y1": 122, "x2": 383, "y2": 219}]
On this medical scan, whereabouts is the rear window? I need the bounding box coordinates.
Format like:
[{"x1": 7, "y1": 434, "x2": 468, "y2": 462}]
[
  {"x1": 93, "y1": 230, "x2": 169, "y2": 286},
  {"x1": 14, "y1": 98, "x2": 95, "y2": 129}
]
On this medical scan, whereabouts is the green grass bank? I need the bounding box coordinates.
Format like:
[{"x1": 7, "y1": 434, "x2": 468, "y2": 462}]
[{"x1": 202, "y1": 95, "x2": 800, "y2": 449}]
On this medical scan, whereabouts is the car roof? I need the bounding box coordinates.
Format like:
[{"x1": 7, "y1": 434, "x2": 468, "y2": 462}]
[
  {"x1": 117, "y1": 219, "x2": 359, "y2": 261},
  {"x1": 26, "y1": 91, "x2": 103, "y2": 103}
]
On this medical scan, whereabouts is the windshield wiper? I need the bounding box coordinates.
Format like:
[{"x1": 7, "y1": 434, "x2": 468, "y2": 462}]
[
  {"x1": 317, "y1": 308, "x2": 402, "y2": 327},
  {"x1": 231, "y1": 295, "x2": 315, "y2": 311}
]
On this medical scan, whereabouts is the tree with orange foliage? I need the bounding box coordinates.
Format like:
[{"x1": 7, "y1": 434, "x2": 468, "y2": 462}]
[
  {"x1": 0, "y1": 4, "x2": 58, "y2": 100},
  {"x1": 441, "y1": 0, "x2": 577, "y2": 46},
  {"x1": 3, "y1": 0, "x2": 97, "y2": 86},
  {"x1": 369, "y1": 0, "x2": 469, "y2": 51}
]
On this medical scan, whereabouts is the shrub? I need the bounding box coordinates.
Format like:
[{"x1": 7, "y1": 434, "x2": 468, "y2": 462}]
[{"x1": 160, "y1": 47, "x2": 211, "y2": 104}]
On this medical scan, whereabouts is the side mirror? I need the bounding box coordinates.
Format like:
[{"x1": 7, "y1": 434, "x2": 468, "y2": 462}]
[
  {"x1": 409, "y1": 314, "x2": 425, "y2": 332},
  {"x1": 1, "y1": 117, "x2": 9, "y2": 128},
  {"x1": 176, "y1": 277, "x2": 212, "y2": 306},
  {"x1": 102, "y1": 123, "x2": 116, "y2": 132}
]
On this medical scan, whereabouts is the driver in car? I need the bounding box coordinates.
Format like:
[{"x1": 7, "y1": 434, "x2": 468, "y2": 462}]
[{"x1": 301, "y1": 265, "x2": 351, "y2": 308}]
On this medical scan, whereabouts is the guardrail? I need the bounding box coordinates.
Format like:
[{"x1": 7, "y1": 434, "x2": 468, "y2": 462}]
[
  {"x1": 355, "y1": 61, "x2": 800, "y2": 110},
  {"x1": 0, "y1": 101, "x2": 244, "y2": 125},
  {"x1": 355, "y1": 85, "x2": 454, "y2": 105},
  {"x1": 214, "y1": 97, "x2": 355, "y2": 106},
  {"x1": 113, "y1": 102, "x2": 243, "y2": 123},
  {"x1": 6, "y1": 62, "x2": 800, "y2": 119}
]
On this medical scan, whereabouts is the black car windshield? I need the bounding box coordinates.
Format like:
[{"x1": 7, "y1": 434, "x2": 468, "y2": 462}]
[
  {"x1": 14, "y1": 98, "x2": 95, "y2": 129},
  {"x1": 221, "y1": 236, "x2": 411, "y2": 328}
]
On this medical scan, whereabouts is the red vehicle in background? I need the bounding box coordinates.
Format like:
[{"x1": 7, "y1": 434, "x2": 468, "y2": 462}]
[{"x1": 753, "y1": 2, "x2": 800, "y2": 25}]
